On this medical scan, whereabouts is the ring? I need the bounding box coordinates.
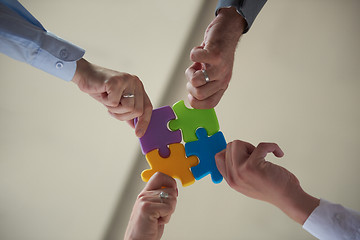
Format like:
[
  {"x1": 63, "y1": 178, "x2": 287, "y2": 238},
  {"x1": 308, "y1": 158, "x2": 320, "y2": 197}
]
[
  {"x1": 122, "y1": 94, "x2": 135, "y2": 98},
  {"x1": 202, "y1": 69, "x2": 210, "y2": 83},
  {"x1": 159, "y1": 191, "x2": 169, "y2": 203}
]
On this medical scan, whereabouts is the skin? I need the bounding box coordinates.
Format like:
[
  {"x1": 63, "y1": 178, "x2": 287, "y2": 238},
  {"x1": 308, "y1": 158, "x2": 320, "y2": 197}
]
[
  {"x1": 215, "y1": 140, "x2": 320, "y2": 225},
  {"x1": 72, "y1": 58, "x2": 153, "y2": 137},
  {"x1": 185, "y1": 7, "x2": 246, "y2": 109},
  {"x1": 124, "y1": 172, "x2": 178, "y2": 240}
]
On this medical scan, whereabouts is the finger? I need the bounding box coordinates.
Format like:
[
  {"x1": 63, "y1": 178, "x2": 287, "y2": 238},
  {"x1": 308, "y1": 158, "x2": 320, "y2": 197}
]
[
  {"x1": 186, "y1": 67, "x2": 214, "y2": 88},
  {"x1": 190, "y1": 46, "x2": 217, "y2": 65},
  {"x1": 106, "y1": 96, "x2": 135, "y2": 114},
  {"x1": 225, "y1": 141, "x2": 235, "y2": 181},
  {"x1": 108, "y1": 110, "x2": 136, "y2": 121},
  {"x1": 187, "y1": 89, "x2": 225, "y2": 109},
  {"x1": 186, "y1": 80, "x2": 224, "y2": 101},
  {"x1": 120, "y1": 90, "x2": 136, "y2": 112},
  {"x1": 232, "y1": 140, "x2": 256, "y2": 159},
  {"x1": 215, "y1": 149, "x2": 227, "y2": 177},
  {"x1": 252, "y1": 142, "x2": 284, "y2": 161},
  {"x1": 137, "y1": 195, "x2": 176, "y2": 223},
  {"x1": 215, "y1": 149, "x2": 226, "y2": 161},
  {"x1": 126, "y1": 119, "x2": 135, "y2": 129},
  {"x1": 186, "y1": 63, "x2": 212, "y2": 88},
  {"x1": 147, "y1": 200, "x2": 176, "y2": 223},
  {"x1": 139, "y1": 188, "x2": 177, "y2": 202},
  {"x1": 135, "y1": 91, "x2": 152, "y2": 138},
  {"x1": 144, "y1": 172, "x2": 177, "y2": 191},
  {"x1": 89, "y1": 93, "x2": 103, "y2": 103},
  {"x1": 102, "y1": 78, "x2": 126, "y2": 107}
]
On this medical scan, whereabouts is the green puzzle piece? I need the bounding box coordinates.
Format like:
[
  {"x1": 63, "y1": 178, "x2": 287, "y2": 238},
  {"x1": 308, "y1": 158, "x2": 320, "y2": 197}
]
[{"x1": 168, "y1": 100, "x2": 220, "y2": 142}]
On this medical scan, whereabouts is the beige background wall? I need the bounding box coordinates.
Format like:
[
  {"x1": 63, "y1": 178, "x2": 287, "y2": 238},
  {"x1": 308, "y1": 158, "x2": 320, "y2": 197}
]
[{"x1": 0, "y1": 0, "x2": 359, "y2": 240}]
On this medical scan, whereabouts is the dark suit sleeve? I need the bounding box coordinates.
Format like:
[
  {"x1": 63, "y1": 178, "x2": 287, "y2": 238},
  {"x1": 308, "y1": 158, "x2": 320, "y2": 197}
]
[{"x1": 216, "y1": 0, "x2": 267, "y2": 33}]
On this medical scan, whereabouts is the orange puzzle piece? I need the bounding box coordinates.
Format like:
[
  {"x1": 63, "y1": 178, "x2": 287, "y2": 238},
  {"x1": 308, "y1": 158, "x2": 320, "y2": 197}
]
[{"x1": 142, "y1": 143, "x2": 199, "y2": 187}]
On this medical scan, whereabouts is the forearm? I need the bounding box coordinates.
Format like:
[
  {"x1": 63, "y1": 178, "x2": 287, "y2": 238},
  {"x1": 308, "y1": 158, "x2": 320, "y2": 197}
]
[
  {"x1": 273, "y1": 184, "x2": 320, "y2": 225},
  {"x1": 213, "y1": 7, "x2": 246, "y2": 50}
]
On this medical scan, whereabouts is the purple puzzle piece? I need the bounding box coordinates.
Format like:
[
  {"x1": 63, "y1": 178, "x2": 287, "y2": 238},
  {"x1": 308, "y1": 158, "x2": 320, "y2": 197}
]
[{"x1": 135, "y1": 106, "x2": 181, "y2": 158}]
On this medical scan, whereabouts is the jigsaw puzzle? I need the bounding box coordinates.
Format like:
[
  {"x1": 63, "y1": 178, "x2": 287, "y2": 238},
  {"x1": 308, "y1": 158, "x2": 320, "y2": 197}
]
[
  {"x1": 141, "y1": 143, "x2": 199, "y2": 187},
  {"x1": 135, "y1": 105, "x2": 181, "y2": 158},
  {"x1": 168, "y1": 100, "x2": 220, "y2": 143},
  {"x1": 136, "y1": 100, "x2": 227, "y2": 186},
  {"x1": 185, "y1": 128, "x2": 226, "y2": 184}
]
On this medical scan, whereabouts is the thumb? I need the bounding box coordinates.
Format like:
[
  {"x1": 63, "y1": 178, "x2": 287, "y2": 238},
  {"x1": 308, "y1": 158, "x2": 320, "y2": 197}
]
[
  {"x1": 190, "y1": 46, "x2": 213, "y2": 64},
  {"x1": 215, "y1": 149, "x2": 226, "y2": 176},
  {"x1": 215, "y1": 149, "x2": 226, "y2": 161}
]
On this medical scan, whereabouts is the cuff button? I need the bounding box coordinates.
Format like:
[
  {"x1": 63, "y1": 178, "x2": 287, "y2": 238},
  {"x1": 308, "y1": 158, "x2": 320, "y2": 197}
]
[{"x1": 55, "y1": 61, "x2": 64, "y2": 69}]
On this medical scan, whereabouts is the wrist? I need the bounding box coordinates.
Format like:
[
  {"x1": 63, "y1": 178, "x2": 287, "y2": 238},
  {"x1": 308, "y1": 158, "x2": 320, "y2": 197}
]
[
  {"x1": 71, "y1": 58, "x2": 90, "y2": 86},
  {"x1": 217, "y1": 7, "x2": 246, "y2": 35},
  {"x1": 276, "y1": 185, "x2": 320, "y2": 225}
]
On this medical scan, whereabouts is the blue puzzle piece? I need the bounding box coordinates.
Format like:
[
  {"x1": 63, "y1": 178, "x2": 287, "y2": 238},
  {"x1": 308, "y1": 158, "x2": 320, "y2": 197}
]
[{"x1": 185, "y1": 128, "x2": 226, "y2": 184}]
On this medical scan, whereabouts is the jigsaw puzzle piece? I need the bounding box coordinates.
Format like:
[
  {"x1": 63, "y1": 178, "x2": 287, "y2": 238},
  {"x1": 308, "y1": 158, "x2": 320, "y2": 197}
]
[
  {"x1": 141, "y1": 143, "x2": 199, "y2": 187},
  {"x1": 168, "y1": 100, "x2": 220, "y2": 143},
  {"x1": 185, "y1": 128, "x2": 226, "y2": 184},
  {"x1": 135, "y1": 105, "x2": 181, "y2": 158}
]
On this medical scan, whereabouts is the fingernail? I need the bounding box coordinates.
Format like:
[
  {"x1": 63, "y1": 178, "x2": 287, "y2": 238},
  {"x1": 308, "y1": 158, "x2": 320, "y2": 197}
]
[{"x1": 136, "y1": 128, "x2": 143, "y2": 138}]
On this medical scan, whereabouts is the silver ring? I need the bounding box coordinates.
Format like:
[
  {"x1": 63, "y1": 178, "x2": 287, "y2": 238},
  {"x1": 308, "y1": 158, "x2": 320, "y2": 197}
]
[
  {"x1": 159, "y1": 191, "x2": 169, "y2": 202},
  {"x1": 202, "y1": 69, "x2": 210, "y2": 83},
  {"x1": 122, "y1": 94, "x2": 135, "y2": 98}
]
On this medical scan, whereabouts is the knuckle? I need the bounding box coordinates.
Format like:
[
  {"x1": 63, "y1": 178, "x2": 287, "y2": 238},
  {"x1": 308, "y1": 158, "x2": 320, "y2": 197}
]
[
  {"x1": 144, "y1": 103, "x2": 153, "y2": 113},
  {"x1": 257, "y1": 142, "x2": 267, "y2": 149},
  {"x1": 189, "y1": 98, "x2": 198, "y2": 109},
  {"x1": 189, "y1": 48, "x2": 197, "y2": 60},
  {"x1": 133, "y1": 107, "x2": 143, "y2": 117},
  {"x1": 109, "y1": 100, "x2": 119, "y2": 107},
  {"x1": 227, "y1": 175, "x2": 236, "y2": 188},
  {"x1": 139, "y1": 200, "x2": 152, "y2": 212},
  {"x1": 210, "y1": 49, "x2": 222, "y2": 63},
  {"x1": 194, "y1": 88, "x2": 206, "y2": 100}
]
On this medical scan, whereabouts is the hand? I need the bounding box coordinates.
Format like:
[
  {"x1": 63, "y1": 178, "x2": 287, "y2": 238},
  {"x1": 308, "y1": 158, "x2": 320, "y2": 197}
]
[
  {"x1": 215, "y1": 140, "x2": 320, "y2": 224},
  {"x1": 72, "y1": 58, "x2": 153, "y2": 137},
  {"x1": 185, "y1": 7, "x2": 246, "y2": 109},
  {"x1": 124, "y1": 172, "x2": 178, "y2": 240}
]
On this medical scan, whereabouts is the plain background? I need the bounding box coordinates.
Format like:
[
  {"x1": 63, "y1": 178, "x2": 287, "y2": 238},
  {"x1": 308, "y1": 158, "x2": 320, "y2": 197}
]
[{"x1": 0, "y1": 0, "x2": 359, "y2": 239}]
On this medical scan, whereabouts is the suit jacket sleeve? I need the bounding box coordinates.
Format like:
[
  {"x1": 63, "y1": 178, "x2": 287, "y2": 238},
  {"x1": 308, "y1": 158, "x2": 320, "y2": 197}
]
[{"x1": 216, "y1": 0, "x2": 267, "y2": 33}]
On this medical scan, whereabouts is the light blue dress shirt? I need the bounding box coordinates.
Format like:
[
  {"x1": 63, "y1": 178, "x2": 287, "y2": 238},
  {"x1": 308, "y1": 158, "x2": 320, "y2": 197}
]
[
  {"x1": 303, "y1": 199, "x2": 360, "y2": 240},
  {"x1": 0, "y1": 0, "x2": 85, "y2": 81}
]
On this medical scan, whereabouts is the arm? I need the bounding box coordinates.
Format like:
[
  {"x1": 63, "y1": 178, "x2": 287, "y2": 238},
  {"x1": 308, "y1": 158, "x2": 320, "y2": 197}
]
[
  {"x1": 185, "y1": 0, "x2": 266, "y2": 109},
  {"x1": 215, "y1": 140, "x2": 360, "y2": 239},
  {"x1": 0, "y1": 1, "x2": 152, "y2": 137},
  {"x1": 124, "y1": 172, "x2": 178, "y2": 240}
]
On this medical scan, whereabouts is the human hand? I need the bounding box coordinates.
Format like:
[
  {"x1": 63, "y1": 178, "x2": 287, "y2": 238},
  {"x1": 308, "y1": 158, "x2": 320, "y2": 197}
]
[
  {"x1": 215, "y1": 140, "x2": 319, "y2": 224},
  {"x1": 72, "y1": 58, "x2": 153, "y2": 137},
  {"x1": 185, "y1": 7, "x2": 246, "y2": 109},
  {"x1": 124, "y1": 172, "x2": 178, "y2": 240}
]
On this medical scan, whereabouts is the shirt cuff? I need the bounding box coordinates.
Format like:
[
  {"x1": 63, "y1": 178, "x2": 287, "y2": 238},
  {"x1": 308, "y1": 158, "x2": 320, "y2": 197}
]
[
  {"x1": 33, "y1": 31, "x2": 85, "y2": 81},
  {"x1": 303, "y1": 199, "x2": 360, "y2": 240},
  {"x1": 215, "y1": 0, "x2": 267, "y2": 33}
]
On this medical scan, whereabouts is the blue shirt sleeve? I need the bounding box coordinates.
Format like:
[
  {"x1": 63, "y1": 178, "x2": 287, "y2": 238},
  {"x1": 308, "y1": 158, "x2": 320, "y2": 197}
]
[
  {"x1": 0, "y1": 0, "x2": 85, "y2": 81},
  {"x1": 216, "y1": 0, "x2": 267, "y2": 33}
]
